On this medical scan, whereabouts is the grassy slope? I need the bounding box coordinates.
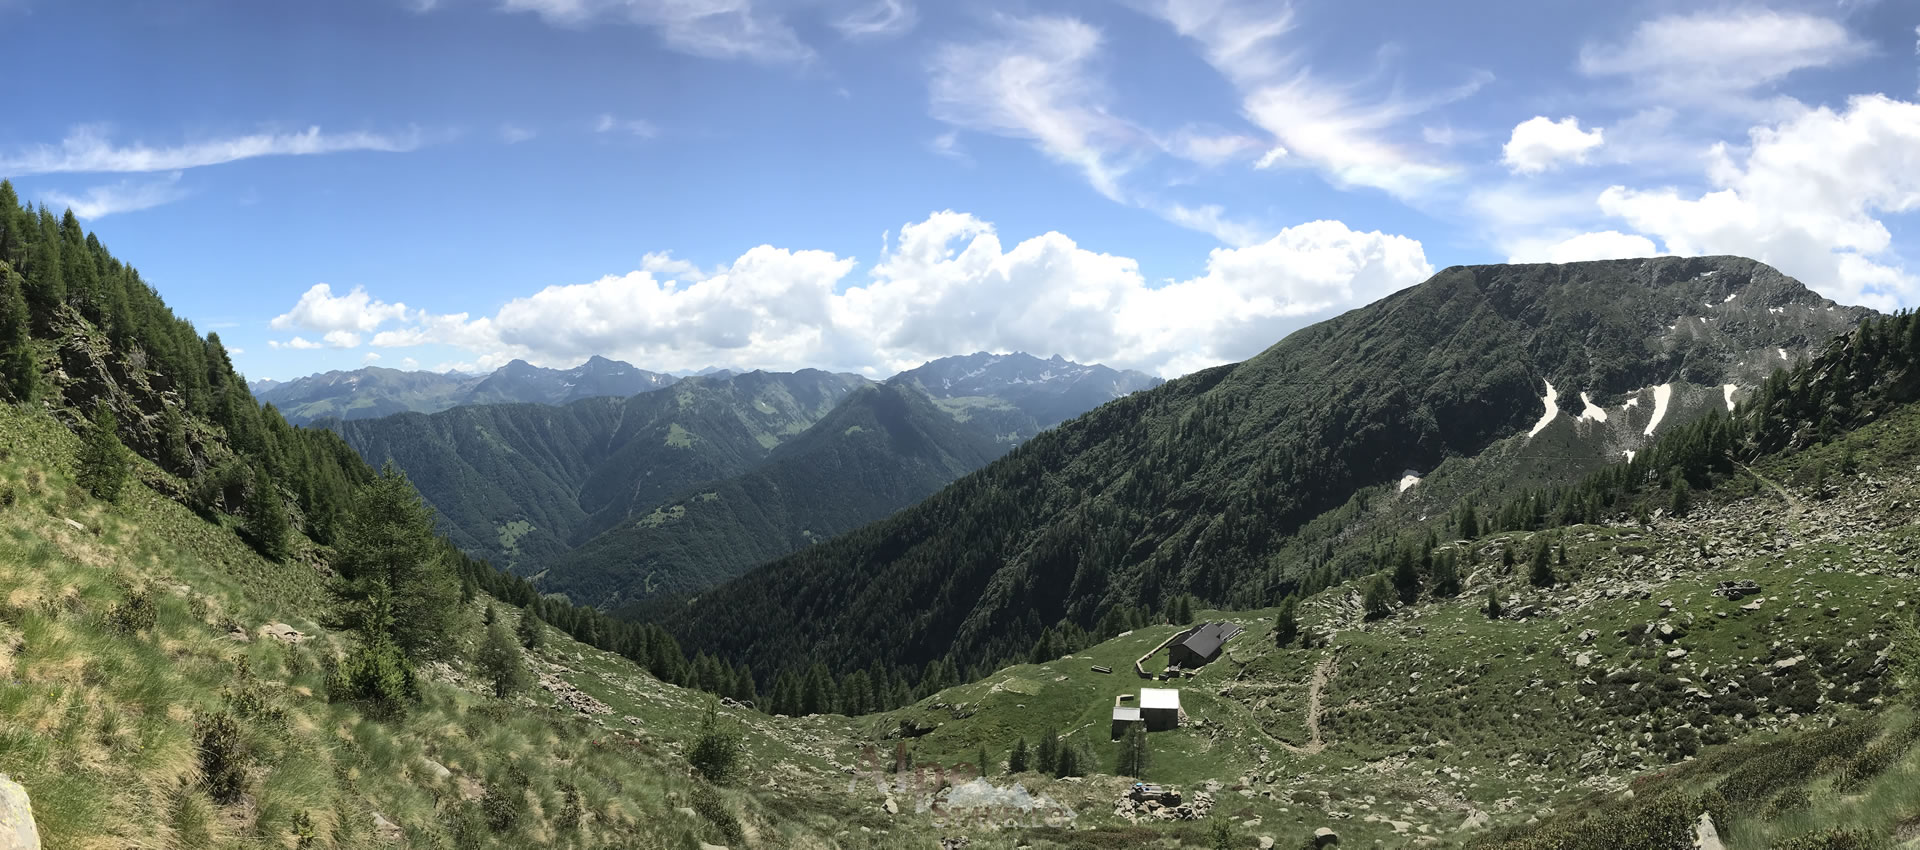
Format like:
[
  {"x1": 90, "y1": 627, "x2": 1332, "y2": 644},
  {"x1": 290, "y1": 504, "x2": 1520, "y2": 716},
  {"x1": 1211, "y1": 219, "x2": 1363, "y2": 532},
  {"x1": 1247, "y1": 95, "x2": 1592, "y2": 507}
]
[
  {"x1": 857, "y1": 404, "x2": 1920, "y2": 849},
  {"x1": 0, "y1": 402, "x2": 931, "y2": 850}
]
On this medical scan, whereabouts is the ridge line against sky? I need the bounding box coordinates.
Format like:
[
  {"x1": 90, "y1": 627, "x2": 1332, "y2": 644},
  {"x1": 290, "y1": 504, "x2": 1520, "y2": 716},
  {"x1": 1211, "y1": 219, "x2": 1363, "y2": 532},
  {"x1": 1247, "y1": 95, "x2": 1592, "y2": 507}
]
[{"x1": 0, "y1": 0, "x2": 1916, "y2": 380}]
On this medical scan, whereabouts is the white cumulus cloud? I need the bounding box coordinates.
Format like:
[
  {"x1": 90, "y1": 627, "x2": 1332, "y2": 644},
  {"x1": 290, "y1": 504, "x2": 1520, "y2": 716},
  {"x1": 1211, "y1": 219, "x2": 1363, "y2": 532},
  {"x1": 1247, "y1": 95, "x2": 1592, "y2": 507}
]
[
  {"x1": 1509, "y1": 231, "x2": 1662, "y2": 264},
  {"x1": 1502, "y1": 116, "x2": 1604, "y2": 174},
  {"x1": 1594, "y1": 94, "x2": 1920, "y2": 310},
  {"x1": 322, "y1": 211, "x2": 1430, "y2": 378},
  {"x1": 270, "y1": 284, "x2": 411, "y2": 339}
]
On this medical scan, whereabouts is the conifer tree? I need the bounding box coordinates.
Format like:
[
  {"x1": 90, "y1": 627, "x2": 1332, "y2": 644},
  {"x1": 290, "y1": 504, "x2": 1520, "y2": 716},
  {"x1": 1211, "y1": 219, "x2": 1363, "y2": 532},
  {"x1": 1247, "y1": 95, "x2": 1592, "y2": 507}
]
[
  {"x1": 1114, "y1": 723, "x2": 1150, "y2": 777},
  {"x1": 687, "y1": 700, "x2": 742, "y2": 784},
  {"x1": 0, "y1": 264, "x2": 34, "y2": 402},
  {"x1": 476, "y1": 614, "x2": 530, "y2": 698},
  {"x1": 1053, "y1": 736, "x2": 1081, "y2": 778},
  {"x1": 1274, "y1": 596, "x2": 1299, "y2": 647},
  {"x1": 977, "y1": 744, "x2": 993, "y2": 777},
  {"x1": 75, "y1": 400, "x2": 128, "y2": 502},
  {"x1": 1008, "y1": 737, "x2": 1030, "y2": 773},
  {"x1": 1363, "y1": 575, "x2": 1393, "y2": 621},
  {"x1": 1669, "y1": 472, "x2": 1692, "y2": 518},
  {"x1": 1392, "y1": 548, "x2": 1421, "y2": 603},
  {"x1": 333, "y1": 464, "x2": 463, "y2": 660},
  {"x1": 1529, "y1": 536, "x2": 1555, "y2": 587},
  {"x1": 244, "y1": 465, "x2": 290, "y2": 561},
  {"x1": 516, "y1": 611, "x2": 545, "y2": 653},
  {"x1": 1035, "y1": 728, "x2": 1061, "y2": 776},
  {"x1": 1431, "y1": 551, "x2": 1461, "y2": 598},
  {"x1": 1486, "y1": 586, "x2": 1503, "y2": 620}
]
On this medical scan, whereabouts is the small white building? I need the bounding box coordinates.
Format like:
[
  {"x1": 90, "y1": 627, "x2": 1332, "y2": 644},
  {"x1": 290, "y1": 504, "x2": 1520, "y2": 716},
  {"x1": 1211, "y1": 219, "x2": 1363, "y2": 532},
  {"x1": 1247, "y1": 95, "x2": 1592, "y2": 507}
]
[{"x1": 1140, "y1": 688, "x2": 1181, "y2": 731}]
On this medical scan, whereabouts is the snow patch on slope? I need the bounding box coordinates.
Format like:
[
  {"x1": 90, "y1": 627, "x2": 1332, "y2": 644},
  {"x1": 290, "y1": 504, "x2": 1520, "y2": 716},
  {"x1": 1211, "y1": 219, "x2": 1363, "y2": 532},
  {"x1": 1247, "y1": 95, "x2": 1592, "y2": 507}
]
[
  {"x1": 1399, "y1": 471, "x2": 1421, "y2": 493},
  {"x1": 1528, "y1": 380, "x2": 1560, "y2": 439},
  {"x1": 1723, "y1": 384, "x2": 1738, "y2": 412},
  {"x1": 1578, "y1": 392, "x2": 1607, "y2": 423},
  {"x1": 1644, "y1": 384, "x2": 1672, "y2": 436}
]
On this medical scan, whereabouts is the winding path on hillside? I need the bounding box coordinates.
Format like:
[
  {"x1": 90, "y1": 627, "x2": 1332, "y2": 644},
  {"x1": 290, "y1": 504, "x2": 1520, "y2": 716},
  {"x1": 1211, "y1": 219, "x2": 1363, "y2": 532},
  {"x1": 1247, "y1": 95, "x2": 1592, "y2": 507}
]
[
  {"x1": 1282, "y1": 653, "x2": 1339, "y2": 755},
  {"x1": 1738, "y1": 461, "x2": 1806, "y2": 533}
]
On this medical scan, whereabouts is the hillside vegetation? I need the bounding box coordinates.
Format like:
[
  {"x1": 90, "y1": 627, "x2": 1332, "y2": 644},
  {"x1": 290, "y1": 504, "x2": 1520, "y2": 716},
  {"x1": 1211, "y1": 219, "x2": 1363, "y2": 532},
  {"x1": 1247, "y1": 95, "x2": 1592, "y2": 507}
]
[
  {"x1": 327, "y1": 369, "x2": 867, "y2": 574},
  {"x1": 548, "y1": 381, "x2": 1009, "y2": 608},
  {"x1": 667, "y1": 256, "x2": 1869, "y2": 686}
]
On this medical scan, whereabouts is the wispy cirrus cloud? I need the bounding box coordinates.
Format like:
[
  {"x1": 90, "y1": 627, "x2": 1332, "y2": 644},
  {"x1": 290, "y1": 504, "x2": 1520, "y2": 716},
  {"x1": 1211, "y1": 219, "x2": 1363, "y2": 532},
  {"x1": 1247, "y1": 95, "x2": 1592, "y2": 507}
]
[
  {"x1": 0, "y1": 125, "x2": 421, "y2": 176},
  {"x1": 500, "y1": 0, "x2": 813, "y2": 64},
  {"x1": 594, "y1": 114, "x2": 658, "y2": 138},
  {"x1": 926, "y1": 13, "x2": 1267, "y2": 245},
  {"x1": 833, "y1": 0, "x2": 914, "y2": 40},
  {"x1": 1135, "y1": 0, "x2": 1486, "y2": 199},
  {"x1": 42, "y1": 172, "x2": 188, "y2": 219},
  {"x1": 1579, "y1": 10, "x2": 1871, "y2": 104}
]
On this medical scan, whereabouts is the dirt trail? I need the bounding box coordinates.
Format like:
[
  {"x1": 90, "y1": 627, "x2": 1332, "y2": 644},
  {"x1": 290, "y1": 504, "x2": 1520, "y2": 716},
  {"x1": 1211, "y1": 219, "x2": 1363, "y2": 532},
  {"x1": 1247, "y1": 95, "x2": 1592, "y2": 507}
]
[
  {"x1": 1281, "y1": 653, "x2": 1339, "y2": 755},
  {"x1": 1739, "y1": 461, "x2": 1806, "y2": 530}
]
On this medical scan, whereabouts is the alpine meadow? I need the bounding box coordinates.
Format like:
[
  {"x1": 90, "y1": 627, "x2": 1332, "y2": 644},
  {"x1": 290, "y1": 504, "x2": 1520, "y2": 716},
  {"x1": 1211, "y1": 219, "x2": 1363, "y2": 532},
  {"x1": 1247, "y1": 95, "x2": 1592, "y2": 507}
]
[{"x1": 4, "y1": 2, "x2": 1920, "y2": 850}]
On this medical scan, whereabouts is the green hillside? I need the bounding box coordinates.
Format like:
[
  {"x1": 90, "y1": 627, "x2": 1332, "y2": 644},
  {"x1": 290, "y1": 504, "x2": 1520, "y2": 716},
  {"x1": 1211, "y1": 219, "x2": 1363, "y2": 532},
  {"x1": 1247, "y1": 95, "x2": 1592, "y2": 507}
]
[
  {"x1": 543, "y1": 380, "x2": 1009, "y2": 607},
  {"x1": 837, "y1": 390, "x2": 1920, "y2": 848},
  {"x1": 666, "y1": 256, "x2": 1869, "y2": 685},
  {"x1": 326, "y1": 369, "x2": 869, "y2": 573}
]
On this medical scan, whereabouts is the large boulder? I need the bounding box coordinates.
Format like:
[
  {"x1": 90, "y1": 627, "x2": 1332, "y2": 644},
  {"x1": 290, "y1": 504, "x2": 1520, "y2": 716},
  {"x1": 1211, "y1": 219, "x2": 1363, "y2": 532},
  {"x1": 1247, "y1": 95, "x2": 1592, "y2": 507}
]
[
  {"x1": 1694, "y1": 812, "x2": 1725, "y2": 850},
  {"x1": 0, "y1": 775, "x2": 38, "y2": 850}
]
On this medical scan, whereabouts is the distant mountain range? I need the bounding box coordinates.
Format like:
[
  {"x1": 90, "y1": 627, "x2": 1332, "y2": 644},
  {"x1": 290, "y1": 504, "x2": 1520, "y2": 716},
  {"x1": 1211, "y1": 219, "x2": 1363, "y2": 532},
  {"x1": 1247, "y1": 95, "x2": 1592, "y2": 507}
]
[
  {"x1": 319, "y1": 352, "x2": 1162, "y2": 602},
  {"x1": 255, "y1": 356, "x2": 679, "y2": 425}
]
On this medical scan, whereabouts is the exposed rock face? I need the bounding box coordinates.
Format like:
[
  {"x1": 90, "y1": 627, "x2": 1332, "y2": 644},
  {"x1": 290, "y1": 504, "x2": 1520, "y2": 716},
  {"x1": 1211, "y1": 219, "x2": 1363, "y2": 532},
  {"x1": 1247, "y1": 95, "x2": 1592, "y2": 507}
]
[
  {"x1": 371, "y1": 811, "x2": 402, "y2": 842},
  {"x1": 538, "y1": 673, "x2": 612, "y2": 716},
  {"x1": 259, "y1": 623, "x2": 309, "y2": 644},
  {"x1": 0, "y1": 775, "x2": 39, "y2": 850}
]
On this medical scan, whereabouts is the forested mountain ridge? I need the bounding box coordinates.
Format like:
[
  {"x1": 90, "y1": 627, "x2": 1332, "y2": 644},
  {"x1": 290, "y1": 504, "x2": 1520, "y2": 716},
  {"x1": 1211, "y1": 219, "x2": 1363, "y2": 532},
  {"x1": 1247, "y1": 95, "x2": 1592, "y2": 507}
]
[
  {"x1": 665, "y1": 256, "x2": 1871, "y2": 684},
  {"x1": 892, "y1": 351, "x2": 1162, "y2": 439},
  {"x1": 541, "y1": 379, "x2": 1011, "y2": 606},
  {"x1": 257, "y1": 355, "x2": 678, "y2": 425},
  {"x1": 0, "y1": 182, "x2": 369, "y2": 542},
  {"x1": 326, "y1": 368, "x2": 867, "y2": 572}
]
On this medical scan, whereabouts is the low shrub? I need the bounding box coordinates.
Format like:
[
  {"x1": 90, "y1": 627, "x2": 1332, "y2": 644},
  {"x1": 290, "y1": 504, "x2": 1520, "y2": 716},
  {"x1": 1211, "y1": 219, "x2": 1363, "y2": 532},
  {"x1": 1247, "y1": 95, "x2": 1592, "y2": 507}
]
[{"x1": 196, "y1": 710, "x2": 249, "y2": 805}]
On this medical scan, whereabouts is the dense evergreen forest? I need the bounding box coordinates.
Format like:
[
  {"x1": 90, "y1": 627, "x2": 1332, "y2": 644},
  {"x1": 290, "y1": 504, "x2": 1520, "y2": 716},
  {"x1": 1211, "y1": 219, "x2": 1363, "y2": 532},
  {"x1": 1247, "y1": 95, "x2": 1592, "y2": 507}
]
[{"x1": 0, "y1": 181, "x2": 370, "y2": 544}]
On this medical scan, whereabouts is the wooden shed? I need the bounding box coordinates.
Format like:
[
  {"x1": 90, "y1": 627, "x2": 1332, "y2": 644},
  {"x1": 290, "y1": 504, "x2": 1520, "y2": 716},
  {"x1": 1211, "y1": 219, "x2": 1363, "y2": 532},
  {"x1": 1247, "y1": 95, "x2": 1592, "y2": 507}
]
[{"x1": 1111, "y1": 705, "x2": 1141, "y2": 739}]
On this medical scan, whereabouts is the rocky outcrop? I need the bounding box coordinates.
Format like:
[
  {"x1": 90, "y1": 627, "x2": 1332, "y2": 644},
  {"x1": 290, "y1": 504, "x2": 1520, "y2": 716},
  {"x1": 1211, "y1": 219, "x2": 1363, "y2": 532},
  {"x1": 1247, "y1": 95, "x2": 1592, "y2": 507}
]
[
  {"x1": 0, "y1": 775, "x2": 39, "y2": 850},
  {"x1": 539, "y1": 672, "x2": 612, "y2": 716}
]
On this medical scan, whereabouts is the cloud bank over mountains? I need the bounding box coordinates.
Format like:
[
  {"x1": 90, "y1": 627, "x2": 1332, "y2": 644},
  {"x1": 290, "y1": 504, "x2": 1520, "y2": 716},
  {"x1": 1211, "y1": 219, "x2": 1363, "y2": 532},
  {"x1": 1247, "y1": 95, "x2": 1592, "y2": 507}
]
[{"x1": 266, "y1": 211, "x2": 1431, "y2": 378}]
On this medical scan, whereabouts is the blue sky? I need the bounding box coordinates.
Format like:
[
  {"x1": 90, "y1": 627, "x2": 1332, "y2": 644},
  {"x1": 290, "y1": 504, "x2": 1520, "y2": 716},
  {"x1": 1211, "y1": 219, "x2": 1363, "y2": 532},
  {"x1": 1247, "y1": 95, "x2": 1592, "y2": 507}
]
[{"x1": 2, "y1": 0, "x2": 1917, "y2": 380}]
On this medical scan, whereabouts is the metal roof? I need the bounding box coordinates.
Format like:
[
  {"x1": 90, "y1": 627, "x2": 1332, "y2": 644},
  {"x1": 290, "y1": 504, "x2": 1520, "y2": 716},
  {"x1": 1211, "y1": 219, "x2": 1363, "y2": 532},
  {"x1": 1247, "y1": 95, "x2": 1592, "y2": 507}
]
[
  {"x1": 1139, "y1": 688, "x2": 1181, "y2": 710},
  {"x1": 1112, "y1": 706, "x2": 1141, "y2": 721},
  {"x1": 1174, "y1": 622, "x2": 1246, "y2": 660}
]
